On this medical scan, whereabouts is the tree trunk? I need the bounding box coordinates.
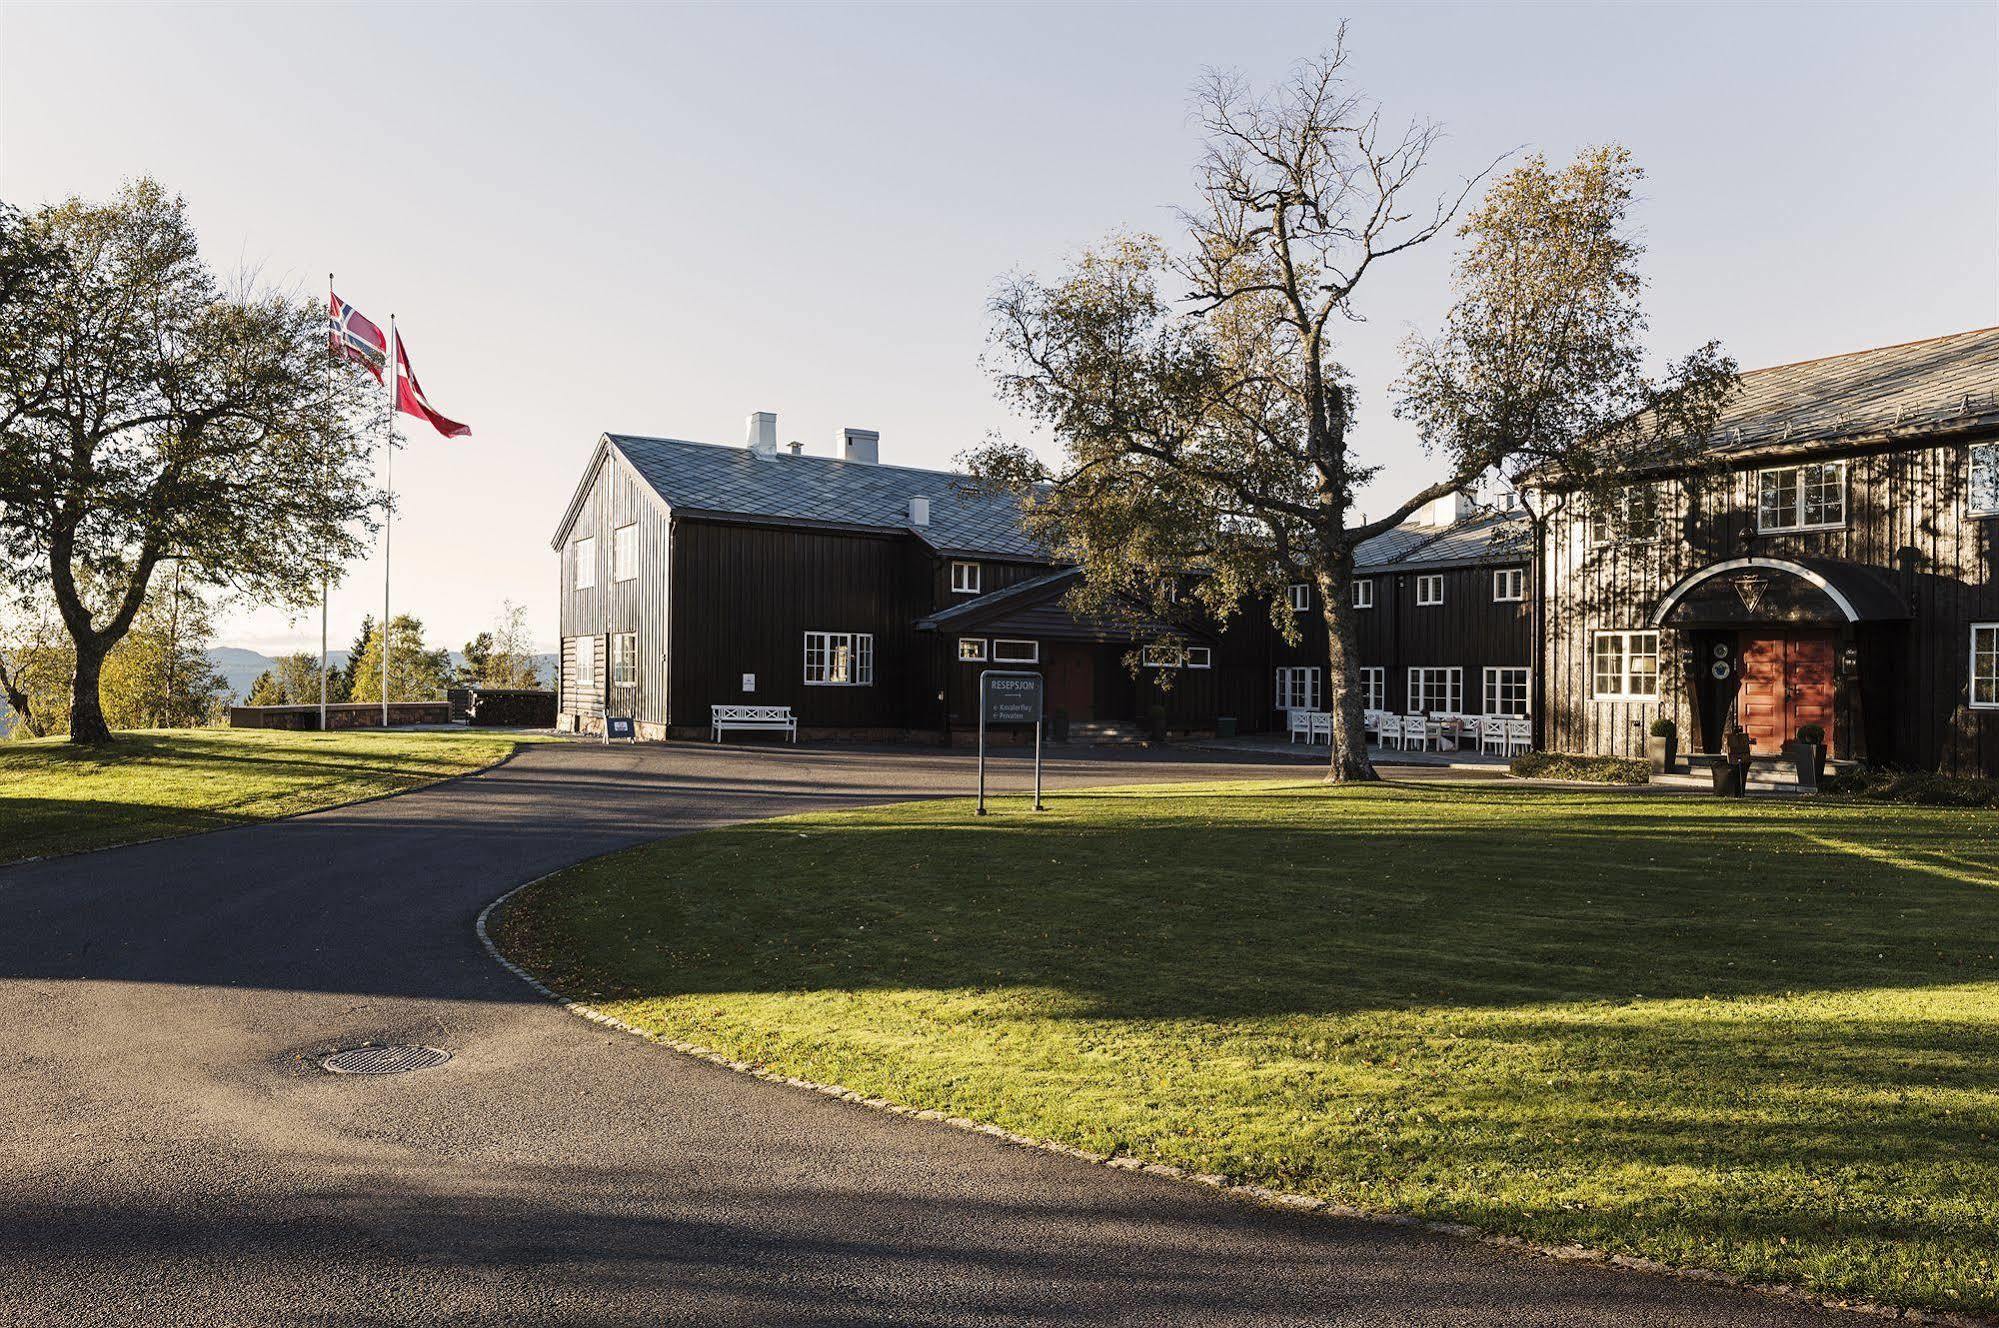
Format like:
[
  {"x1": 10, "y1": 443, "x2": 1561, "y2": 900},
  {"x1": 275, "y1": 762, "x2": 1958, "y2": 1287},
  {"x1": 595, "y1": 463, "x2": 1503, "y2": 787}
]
[
  {"x1": 68, "y1": 638, "x2": 114, "y2": 745},
  {"x1": 1315, "y1": 558, "x2": 1378, "y2": 783}
]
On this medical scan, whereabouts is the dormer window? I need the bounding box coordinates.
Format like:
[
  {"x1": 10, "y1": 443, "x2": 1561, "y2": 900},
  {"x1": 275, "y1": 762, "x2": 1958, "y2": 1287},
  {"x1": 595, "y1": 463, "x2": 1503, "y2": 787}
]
[{"x1": 951, "y1": 561, "x2": 981, "y2": 594}]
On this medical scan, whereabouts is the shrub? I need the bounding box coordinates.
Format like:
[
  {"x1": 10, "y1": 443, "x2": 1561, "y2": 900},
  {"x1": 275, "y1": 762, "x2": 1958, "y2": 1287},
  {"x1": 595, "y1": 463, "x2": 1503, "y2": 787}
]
[
  {"x1": 1821, "y1": 768, "x2": 1999, "y2": 808},
  {"x1": 1649, "y1": 716, "x2": 1676, "y2": 738},
  {"x1": 1797, "y1": 723, "x2": 1826, "y2": 745},
  {"x1": 1508, "y1": 751, "x2": 1651, "y2": 784}
]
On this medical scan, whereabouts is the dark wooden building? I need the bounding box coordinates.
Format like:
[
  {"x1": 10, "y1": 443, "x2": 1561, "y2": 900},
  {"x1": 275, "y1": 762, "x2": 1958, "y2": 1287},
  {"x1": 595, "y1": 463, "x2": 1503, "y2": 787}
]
[{"x1": 1535, "y1": 326, "x2": 1999, "y2": 773}]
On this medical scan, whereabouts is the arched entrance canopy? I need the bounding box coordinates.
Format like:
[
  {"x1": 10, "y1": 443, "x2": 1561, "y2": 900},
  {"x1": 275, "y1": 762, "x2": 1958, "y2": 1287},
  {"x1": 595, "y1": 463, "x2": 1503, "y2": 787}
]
[{"x1": 1649, "y1": 556, "x2": 1908, "y2": 629}]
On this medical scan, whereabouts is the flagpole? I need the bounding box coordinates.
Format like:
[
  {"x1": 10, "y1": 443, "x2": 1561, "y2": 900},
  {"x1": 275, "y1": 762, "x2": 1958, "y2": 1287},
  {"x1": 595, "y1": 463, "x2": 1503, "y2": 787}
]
[
  {"x1": 322, "y1": 273, "x2": 334, "y2": 733},
  {"x1": 383, "y1": 314, "x2": 395, "y2": 729}
]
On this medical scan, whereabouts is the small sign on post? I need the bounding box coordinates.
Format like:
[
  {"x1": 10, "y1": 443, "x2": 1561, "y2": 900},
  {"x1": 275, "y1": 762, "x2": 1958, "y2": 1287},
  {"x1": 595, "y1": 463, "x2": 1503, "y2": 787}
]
[{"x1": 977, "y1": 669, "x2": 1045, "y2": 815}]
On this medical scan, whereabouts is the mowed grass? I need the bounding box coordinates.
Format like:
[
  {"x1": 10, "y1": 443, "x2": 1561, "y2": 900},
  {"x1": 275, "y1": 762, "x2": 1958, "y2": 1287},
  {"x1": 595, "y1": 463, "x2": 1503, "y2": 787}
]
[
  {"x1": 0, "y1": 728, "x2": 526, "y2": 864},
  {"x1": 495, "y1": 781, "x2": 1999, "y2": 1314}
]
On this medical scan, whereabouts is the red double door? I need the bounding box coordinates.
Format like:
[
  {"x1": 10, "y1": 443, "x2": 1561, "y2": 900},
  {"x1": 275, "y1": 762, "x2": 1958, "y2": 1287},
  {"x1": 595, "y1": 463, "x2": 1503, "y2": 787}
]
[{"x1": 1737, "y1": 631, "x2": 1835, "y2": 755}]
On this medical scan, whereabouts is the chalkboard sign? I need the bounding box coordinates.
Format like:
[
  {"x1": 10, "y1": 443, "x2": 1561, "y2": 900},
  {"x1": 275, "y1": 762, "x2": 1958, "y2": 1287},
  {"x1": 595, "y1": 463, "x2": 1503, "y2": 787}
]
[
  {"x1": 980, "y1": 671, "x2": 1044, "y2": 725},
  {"x1": 606, "y1": 715, "x2": 636, "y2": 742}
]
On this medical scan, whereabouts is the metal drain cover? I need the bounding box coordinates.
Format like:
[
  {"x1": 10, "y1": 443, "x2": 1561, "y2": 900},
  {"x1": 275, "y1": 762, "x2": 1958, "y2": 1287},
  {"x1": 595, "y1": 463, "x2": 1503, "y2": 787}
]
[{"x1": 321, "y1": 1045, "x2": 451, "y2": 1075}]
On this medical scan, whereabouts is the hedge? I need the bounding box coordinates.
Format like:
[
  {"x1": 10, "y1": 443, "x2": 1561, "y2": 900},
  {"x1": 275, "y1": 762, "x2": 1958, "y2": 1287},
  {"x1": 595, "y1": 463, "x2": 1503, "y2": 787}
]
[
  {"x1": 1508, "y1": 751, "x2": 1651, "y2": 785},
  {"x1": 1821, "y1": 768, "x2": 1999, "y2": 808}
]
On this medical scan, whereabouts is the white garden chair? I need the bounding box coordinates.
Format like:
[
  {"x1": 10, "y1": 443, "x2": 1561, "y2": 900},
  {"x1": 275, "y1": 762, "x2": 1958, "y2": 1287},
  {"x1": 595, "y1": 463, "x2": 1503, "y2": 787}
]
[
  {"x1": 1378, "y1": 713, "x2": 1404, "y2": 750},
  {"x1": 1309, "y1": 710, "x2": 1333, "y2": 744},
  {"x1": 1288, "y1": 709, "x2": 1311, "y2": 744},
  {"x1": 1479, "y1": 715, "x2": 1509, "y2": 756},
  {"x1": 1506, "y1": 716, "x2": 1533, "y2": 756},
  {"x1": 1403, "y1": 715, "x2": 1430, "y2": 752}
]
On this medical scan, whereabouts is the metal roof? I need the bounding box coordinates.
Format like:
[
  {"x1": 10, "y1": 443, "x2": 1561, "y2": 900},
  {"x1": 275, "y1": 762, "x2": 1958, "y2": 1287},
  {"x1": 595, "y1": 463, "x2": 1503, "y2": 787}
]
[
  {"x1": 603, "y1": 433, "x2": 1050, "y2": 560},
  {"x1": 1647, "y1": 326, "x2": 1999, "y2": 457},
  {"x1": 1354, "y1": 509, "x2": 1529, "y2": 573}
]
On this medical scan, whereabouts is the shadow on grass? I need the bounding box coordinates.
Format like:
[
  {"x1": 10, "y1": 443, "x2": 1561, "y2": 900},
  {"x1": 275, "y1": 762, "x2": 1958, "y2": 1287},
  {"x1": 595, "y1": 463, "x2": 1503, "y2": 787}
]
[{"x1": 500, "y1": 785, "x2": 1999, "y2": 1020}]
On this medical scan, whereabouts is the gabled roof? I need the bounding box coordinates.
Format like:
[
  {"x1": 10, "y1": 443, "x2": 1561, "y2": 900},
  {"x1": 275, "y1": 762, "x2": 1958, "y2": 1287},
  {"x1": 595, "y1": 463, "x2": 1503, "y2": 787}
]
[
  {"x1": 591, "y1": 433, "x2": 1049, "y2": 560},
  {"x1": 1645, "y1": 326, "x2": 1999, "y2": 458},
  {"x1": 1354, "y1": 509, "x2": 1529, "y2": 574}
]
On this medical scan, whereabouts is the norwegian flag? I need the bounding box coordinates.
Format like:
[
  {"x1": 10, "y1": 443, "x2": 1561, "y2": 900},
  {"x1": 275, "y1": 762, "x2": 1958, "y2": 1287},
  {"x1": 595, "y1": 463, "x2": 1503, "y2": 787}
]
[
  {"x1": 394, "y1": 335, "x2": 471, "y2": 438},
  {"x1": 328, "y1": 290, "x2": 388, "y2": 381}
]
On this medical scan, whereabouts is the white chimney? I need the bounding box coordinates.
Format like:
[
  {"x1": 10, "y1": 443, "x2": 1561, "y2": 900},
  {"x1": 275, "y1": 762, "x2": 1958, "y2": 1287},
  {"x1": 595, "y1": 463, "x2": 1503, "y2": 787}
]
[
  {"x1": 745, "y1": 411, "x2": 777, "y2": 459},
  {"x1": 909, "y1": 496, "x2": 930, "y2": 526},
  {"x1": 841, "y1": 427, "x2": 879, "y2": 465}
]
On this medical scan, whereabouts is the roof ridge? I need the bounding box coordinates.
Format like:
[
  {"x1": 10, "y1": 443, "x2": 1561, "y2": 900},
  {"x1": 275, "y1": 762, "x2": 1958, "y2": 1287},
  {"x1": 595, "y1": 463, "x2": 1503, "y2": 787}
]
[
  {"x1": 1736, "y1": 325, "x2": 1999, "y2": 380},
  {"x1": 607, "y1": 432, "x2": 980, "y2": 486}
]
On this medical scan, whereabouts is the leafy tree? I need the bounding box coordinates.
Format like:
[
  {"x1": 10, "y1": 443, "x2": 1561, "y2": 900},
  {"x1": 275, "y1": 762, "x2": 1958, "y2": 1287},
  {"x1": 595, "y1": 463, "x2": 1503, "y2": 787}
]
[
  {"x1": 245, "y1": 670, "x2": 283, "y2": 707},
  {"x1": 347, "y1": 614, "x2": 452, "y2": 703},
  {"x1": 459, "y1": 631, "x2": 495, "y2": 686},
  {"x1": 337, "y1": 614, "x2": 375, "y2": 700},
  {"x1": 97, "y1": 572, "x2": 228, "y2": 727},
  {"x1": 968, "y1": 38, "x2": 1730, "y2": 780},
  {"x1": 474, "y1": 599, "x2": 542, "y2": 688},
  {"x1": 0, "y1": 180, "x2": 378, "y2": 744},
  {"x1": 1394, "y1": 146, "x2": 1736, "y2": 734}
]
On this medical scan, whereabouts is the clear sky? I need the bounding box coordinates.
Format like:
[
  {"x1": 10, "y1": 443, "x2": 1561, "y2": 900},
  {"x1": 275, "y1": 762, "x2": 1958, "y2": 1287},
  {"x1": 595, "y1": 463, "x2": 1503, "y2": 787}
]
[{"x1": 4, "y1": 1, "x2": 1994, "y2": 655}]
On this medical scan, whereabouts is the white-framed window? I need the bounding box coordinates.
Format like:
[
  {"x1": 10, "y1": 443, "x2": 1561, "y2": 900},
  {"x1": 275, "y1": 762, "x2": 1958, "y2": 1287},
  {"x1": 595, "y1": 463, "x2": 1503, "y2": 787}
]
[
  {"x1": 1407, "y1": 666, "x2": 1463, "y2": 713},
  {"x1": 1492, "y1": 567, "x2": 1525, "y2": 602},
  {"x1": 951, "y1": 561, "x2": 981, "y2": 594},
  {"x1": 1972, "y1": 624, "x2": 1999, "y2": 708},
  {"x1": 804, "y1": 631, "x2": 874, "y2": 686},
  {"x1": 992, "y1": 638, "x2": 1039, "y2": 664},
  {"x1": 1287, "y1": 583, "x2": 1310, "y2": 612},
  {"x1": 610, "y1": 631, "x2": 637, "y2": 687},
  {"x1": 1483, "y1": 666, "x2": 1530, "y2": 715},
  {"x1": 612, "y1": 524, "x2": 638, "y2": 582},
  {"x1": 1184, "y1": 646, "x2": 1211, "y2": 669},
  {"x1": 1275, "y1": 666, "x2": 1322, "y2": 711},
  {"x1": 1415, "y1": 574, "x2": 1444, "y2": 606},
  {"x1": 572, "y1": 536, "x2": 596, "y2": 590},
  {"x1": 1591, "y1": 485, "x2": 1662, "y2": 544},
  {"x1": 1971, "y1": 444, "x2": 1999, "y2": 517},
  {"x1": 1352, "y1": 579, "x2": 1374, "y2": 609},
  {"x1": 1359, "y1": 666, "x2": 1384, "y2": 711},
  {"x1": 571, "y1": 634, "x2": 596, "y2": 699},
  {"x1": 1758, "y1": 461, "x2": 1846, "y2": 532},
  {"x1": 958, "y1": 637, "x2": 988, "y2": 662},
  {"x1": 1592, "y1": 630, "x2": 1661, "y2": 699},
  {"x1": 1157, "y1": 576, "x2": 1181, "y2": 603}
]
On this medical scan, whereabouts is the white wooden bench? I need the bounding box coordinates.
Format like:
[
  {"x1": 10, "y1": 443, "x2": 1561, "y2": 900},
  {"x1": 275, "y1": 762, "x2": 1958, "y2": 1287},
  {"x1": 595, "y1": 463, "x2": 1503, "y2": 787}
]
[{"x1": 711, "y1": 704, "x2": 798, "y2": 743}]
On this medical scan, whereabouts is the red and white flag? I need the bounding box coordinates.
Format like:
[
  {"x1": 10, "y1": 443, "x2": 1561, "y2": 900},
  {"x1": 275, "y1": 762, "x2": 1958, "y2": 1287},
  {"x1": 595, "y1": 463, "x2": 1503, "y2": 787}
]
[
  {"x1": 328, "y1": 290, "x2": 388, "y2": 381},
  {"x1": 394, "y1": 335, "x2": 471, "y2": 439}
]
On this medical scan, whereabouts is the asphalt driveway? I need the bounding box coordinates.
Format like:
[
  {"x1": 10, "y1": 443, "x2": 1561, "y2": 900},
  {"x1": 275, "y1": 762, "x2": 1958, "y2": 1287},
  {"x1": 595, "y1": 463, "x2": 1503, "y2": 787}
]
[{"x1": 0, "y1": 741, "x2": 1859, "y2": 1325}]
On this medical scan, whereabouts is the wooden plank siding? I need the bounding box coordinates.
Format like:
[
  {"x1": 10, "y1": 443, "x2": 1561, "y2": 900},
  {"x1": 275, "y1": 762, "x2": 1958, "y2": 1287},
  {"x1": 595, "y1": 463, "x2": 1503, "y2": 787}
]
[
  {"x1": 1540, "y1": 430, "x2": 1999, "y2": 772},
  {"x1": 554, "y1": 449, "x2": 671, "y2": 735}
]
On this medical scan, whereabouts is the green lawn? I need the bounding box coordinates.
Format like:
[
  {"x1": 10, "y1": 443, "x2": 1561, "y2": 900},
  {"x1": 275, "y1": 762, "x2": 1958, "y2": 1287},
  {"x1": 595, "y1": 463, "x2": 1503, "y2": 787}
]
[
  {"x1": 0, "y1": 728, "x2": 526, "y2": 864},
  {"x1": 494, "y1": 780, "x2": 1999, "y2": 1315}
]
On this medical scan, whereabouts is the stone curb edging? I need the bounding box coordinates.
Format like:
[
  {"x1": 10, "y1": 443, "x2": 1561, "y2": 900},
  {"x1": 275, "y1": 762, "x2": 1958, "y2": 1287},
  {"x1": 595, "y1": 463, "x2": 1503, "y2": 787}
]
[{"x1": 474, "y1": 875, "x2": 1991, "y2": 1328}]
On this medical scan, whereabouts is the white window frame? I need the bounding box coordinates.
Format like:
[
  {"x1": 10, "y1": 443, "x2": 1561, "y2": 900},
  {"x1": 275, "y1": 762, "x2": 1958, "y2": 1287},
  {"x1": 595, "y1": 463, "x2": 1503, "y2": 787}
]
[
  {"x1": 1184, "y1": 645, "x2": 1211, "y2": 669},
  {"x1": 1406, "y1": 666, "x2": 1463, "y2": 714},
  {"x1": 1415, "y1": 574, "x2": 1444, "y2": 606},
  {"x1": 1359, "y1": 666, "x2": 1384, "y2": 711},
  {"x1": 1492, "y1": 567, "x2": 1525, "y2": 602},
  {"x1": 1275, "y1": 666, "x2": 1322, "y2": 712},
  {"x1": 804, "y1": 631, "x2": 875, "y2": 686},
  {"x1": 1971, "y1": 444, "x2": 1999, "y2": 517},
  {"x1": 1352, "y1": 579, "x2": 1374, "y2": 609},
  {"x1": 571, "y1": 635, "x2": 597, "y2": 701},
  {"x1": 612, "y1": 524, "x2": 638, "y2": 582},
  {"x1": 1972, "y1": 624, "x2": 1999, "y2": 708},
  {"x1": 1483, "y1": 665, "x2": 1530, "y2": 716},
  {"x1": 1592, "y1": 629, "x2": 1661, "y2": 700},
  {"x1": 957, "y1": 637, "x2": 988, "y2": 662},
  {"x1": 1287, "y1": 583, "x2": 1310, "y2": 613},
  {"x1": 951, "y1": 561, "x2": 981, "y2": 594},
  {"x1": 1757, "y1": 461, "x2": 1847, "y2": 533},
  {"x1": 572, "y1": 536, "x2": 596, "y2": 590},
  {"x1": 992, "y1": 638, "x2": 1039, "y2": 664},
  {"x1": 1591, "y1": 485, "x2": 1663, "y2": 545},
  {"x1": 610, "y1": 631, "x2": 637, "y2": 687}
]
